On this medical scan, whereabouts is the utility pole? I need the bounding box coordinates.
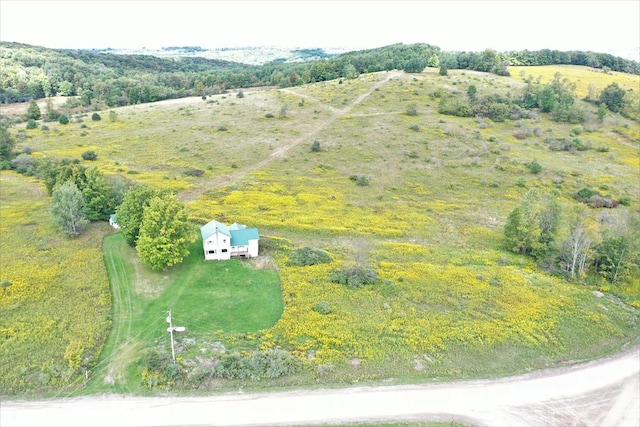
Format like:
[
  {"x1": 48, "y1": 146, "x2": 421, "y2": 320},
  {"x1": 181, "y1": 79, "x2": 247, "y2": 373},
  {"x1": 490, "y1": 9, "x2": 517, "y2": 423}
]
[
  {"x1": 165, "y1": 309, "x2": 185, "y2": 362},
  {"x1": 166, "y1": 309, "x2": 176, "y2": 361}
]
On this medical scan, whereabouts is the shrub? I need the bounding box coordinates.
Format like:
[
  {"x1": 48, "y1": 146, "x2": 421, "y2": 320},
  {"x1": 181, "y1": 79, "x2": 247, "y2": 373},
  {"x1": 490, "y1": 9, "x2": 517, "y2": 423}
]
[
  {"x1": 409, "y1": 124, "x2": 420, "y2": 132},
  {"x1": 58, "y1": 114, "x2": 69, "y2": 125},
  {"x1": 313, "y1": 301, "x2": 333, "y2": 314},
  {"x1": 329, "y1": 266, "x2": 380, "y2": 289},
  {"x1": 217, "y1": 125, "x2": 228, "y2": 131},
  {"x1": 526, "y1": 159, "x2": 542, "y2": 174},
  {"x1": 265, "y1": 112, "x2": 275, "y2": 118},
  {"x1": 11, "y1": 153, "x2": 37, "y2": 174},
  {"x1": 310, "y1": 140, "x2": 321, "y2": 152},
  {"x1": 286, "y1": 247, "x2": 332, "y2": 266},
  {"x1": 405, "y1": 103, "x2": 418, "y2": 116},
  {"x1": 618, "y1": 197, "x2": 631, "y2": 206},
  {"x1": 81, "y1": 150, "x2": 98, "y2": 161},
  {"x1": 236, "y1": 90, "x2": 244, "y2": 98},
  {"x1": 184, "y1": 168, "x2": 205, "y2": 177},
  {"x1": 26, "y1": 119, "x2": 37, "y2": 129},
  {"x1": 575, "y1": 187, "x2": 599, "y2": 202},
  {"x1": 349, "y1": 174, "x2": 370, "y2": 186},
  {"x1": 91, "y1": 113, "x2": 101, "y2": 121}
]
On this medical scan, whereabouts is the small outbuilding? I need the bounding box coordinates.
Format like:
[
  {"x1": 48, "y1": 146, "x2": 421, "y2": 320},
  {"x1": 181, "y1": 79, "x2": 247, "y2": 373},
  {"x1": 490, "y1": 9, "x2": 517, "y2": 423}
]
[
  {"x1": 109, "y1": 214, "x2": 120, "y2": 229},
  {"x1": 200, "y1": 220, "x2": 259, "y2": 261}
]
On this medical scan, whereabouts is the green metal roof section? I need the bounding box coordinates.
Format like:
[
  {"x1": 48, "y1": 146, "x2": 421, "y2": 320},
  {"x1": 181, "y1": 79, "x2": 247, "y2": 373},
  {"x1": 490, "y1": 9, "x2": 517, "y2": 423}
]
[
  {"x1": 230, "y1": 228, "x2": 259, "y2": 246},
  {"x1": 200, "y1": 220, "x2": 231, "y2": 240}
]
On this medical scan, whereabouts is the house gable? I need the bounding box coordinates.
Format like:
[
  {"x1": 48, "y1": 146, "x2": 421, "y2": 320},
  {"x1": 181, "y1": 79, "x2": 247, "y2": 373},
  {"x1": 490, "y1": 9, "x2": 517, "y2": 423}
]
[{"x1": 200, "y1": 220, "x2": 259, "y2": 261}]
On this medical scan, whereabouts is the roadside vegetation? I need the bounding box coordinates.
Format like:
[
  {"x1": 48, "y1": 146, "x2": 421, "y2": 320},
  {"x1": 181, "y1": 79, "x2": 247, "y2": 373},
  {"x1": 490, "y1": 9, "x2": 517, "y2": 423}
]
[{"x1": 0, "y1": 56, "x2": 638, "y2": 397}]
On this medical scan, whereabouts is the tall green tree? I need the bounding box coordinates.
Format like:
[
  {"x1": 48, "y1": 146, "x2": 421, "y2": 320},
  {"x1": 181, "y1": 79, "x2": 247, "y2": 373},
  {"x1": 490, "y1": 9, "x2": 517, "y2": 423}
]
[
  {"x1": 504, "y1": 189, "x2": 561, "y2": 258},
  {"x1": 81, "y1": 167, "x2": 117, "y2": 221},
  {"x1": 50, "y1": 181, "x2": 89, "y2": 237},
  {"x1": 136, "y1": 195, "x2": 194, "y2": 270},
  {"x1": 599, "y1": 82, "x2": 626, "y2": 113},
  {"x1": 115, "y1": 184, "x2": 166, "y2": 246},
  {"x1": 0, "y1": 124, "x2": 15, "y2": 162},
  {"x1": 26, "y1": 99, "x2": 41, "y2": 120}
]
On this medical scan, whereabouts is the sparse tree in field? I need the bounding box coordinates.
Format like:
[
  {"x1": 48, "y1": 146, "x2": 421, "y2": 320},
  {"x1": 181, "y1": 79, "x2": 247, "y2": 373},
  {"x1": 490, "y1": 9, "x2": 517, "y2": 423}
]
[
  {"x1": 558, "y1": 210, "x2": 596, "y2": 280},
  {"x1": 136, "y1": 195, "x2": 194, "y2": 270},
  {"x1": 427, "y1": 54, "x2": 440, "y2": 68},
  {"x1": 504, "y1": 189, "x2": 561, "y2": 259},
  {"x1": 599, "y1": 82, "x2": 626, "y2": 113},
  {"x1": 26, "y1": 100, "x2": 41, "y2": 120},
  {"x1": 504, "y1": 189, "x2": 543, "y2": 256},
  {"x1": 116, "y1": 184, "x2": 166, "y2": 247},
  {"x1": 597, "y1": 103, "x2": 608, "y2": 122},
  {"x1": 58, "y1": 114, "x2": 69, "y2": 125},
  {"x1": 467, "y1": 85, "x2": 477, "y2": 102},
  {"x1": 310, "y1": 140, "x2": 321, "y2": 152},
  {"x1": 538, "y1": 86, "x2": 556, "y2": 112},
  {"x1": 439, "y1": 64, "x2": 448, "y2": 76},
  {"x1": 51, "y1": 181, "x2": 89, "y2": 237}
]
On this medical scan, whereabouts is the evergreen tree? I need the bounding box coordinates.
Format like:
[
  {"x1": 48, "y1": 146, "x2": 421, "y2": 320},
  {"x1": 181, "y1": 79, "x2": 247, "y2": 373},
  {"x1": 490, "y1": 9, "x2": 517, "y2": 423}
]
[
  {"x1": 136, "y1": 195, "x2": 194, "y2": 270},
  {"x1": 26, "y1": 99, "x2": 41, "y2": 120}
]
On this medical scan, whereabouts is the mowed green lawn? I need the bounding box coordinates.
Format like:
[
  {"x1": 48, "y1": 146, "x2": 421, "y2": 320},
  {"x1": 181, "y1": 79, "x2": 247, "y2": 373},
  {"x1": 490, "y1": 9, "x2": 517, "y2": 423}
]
[
  {"x1": 96, "y1": 233, "x2": 283, "y2": 391},
  {"x1": 104, "y1": 233, "x2": 283, "y2": 335}
]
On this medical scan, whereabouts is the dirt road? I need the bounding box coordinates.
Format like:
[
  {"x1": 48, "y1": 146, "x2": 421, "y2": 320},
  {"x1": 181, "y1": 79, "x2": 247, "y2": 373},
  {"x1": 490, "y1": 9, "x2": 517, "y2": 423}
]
[{"x1": 2, "y1": 346, "x2": 638, "y2": 427}]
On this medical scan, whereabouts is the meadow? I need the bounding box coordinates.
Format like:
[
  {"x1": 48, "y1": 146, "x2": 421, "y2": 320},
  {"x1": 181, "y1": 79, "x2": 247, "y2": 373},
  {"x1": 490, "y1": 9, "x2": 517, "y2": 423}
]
[
  {"x1": 2, "y1": 64, "x2": 639, "y2": 395},
  {"x1": 0, "y1": 173, "x2": 111, "y2": 395}
]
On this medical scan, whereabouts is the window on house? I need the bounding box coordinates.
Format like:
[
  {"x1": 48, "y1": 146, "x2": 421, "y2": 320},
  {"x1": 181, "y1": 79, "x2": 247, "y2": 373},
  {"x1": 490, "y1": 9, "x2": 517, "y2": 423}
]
[
  {"x1": 221, "y1": 249, "x2": 228, "y2": 253},
  {"x1": 208, "y1": 250, "x2": 216, "y2": 254}
]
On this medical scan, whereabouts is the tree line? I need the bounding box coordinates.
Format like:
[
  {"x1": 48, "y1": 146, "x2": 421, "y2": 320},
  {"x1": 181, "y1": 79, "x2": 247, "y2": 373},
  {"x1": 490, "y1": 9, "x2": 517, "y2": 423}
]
[{"x1": 1, "y1": 42, "x2": 637, "y2": 107}]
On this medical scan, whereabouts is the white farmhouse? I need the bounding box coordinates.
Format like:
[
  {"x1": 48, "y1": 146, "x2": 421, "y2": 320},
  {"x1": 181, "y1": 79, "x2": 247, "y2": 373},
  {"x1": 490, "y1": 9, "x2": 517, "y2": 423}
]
[{"x1": 200, "y1": 220, "x2": 259, "y2": 261}]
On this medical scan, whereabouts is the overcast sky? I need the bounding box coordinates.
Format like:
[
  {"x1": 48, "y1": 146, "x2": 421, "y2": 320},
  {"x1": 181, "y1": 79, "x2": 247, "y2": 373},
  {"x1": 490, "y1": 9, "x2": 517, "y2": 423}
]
[{"x1": 1, "y1": 1, "x2": 639, "y2": 60}]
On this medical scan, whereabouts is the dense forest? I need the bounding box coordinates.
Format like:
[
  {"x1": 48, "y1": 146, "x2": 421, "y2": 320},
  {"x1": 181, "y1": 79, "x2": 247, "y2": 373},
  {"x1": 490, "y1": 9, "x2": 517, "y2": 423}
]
[{"x1": 1, "y1": 41, "x2": 638, "y2": 108}]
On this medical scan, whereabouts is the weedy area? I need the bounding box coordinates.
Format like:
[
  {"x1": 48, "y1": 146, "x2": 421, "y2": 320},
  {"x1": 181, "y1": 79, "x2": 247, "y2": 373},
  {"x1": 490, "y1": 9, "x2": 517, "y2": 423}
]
[{"x1": 1, "y1": 65, "x2": 638, "y2": 397}]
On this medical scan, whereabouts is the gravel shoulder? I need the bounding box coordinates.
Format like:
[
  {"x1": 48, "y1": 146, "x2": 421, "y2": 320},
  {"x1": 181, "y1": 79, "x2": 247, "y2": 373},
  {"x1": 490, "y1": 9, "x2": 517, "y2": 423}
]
[{"x1": 2, "y1": 345, "x2": 638, "y2": 427}]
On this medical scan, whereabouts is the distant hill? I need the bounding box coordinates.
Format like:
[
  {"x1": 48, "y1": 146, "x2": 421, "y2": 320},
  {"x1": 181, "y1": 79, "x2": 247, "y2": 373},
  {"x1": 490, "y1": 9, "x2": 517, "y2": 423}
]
[{"x1": 1, "y1": 42, "x2": 637, "y2": 108}]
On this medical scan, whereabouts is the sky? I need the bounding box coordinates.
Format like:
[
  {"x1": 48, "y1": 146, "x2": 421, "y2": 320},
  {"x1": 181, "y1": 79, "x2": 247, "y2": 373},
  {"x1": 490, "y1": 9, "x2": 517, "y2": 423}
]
[{"x1": 1, "y1": 0, "x2": 639, "y2": 60}]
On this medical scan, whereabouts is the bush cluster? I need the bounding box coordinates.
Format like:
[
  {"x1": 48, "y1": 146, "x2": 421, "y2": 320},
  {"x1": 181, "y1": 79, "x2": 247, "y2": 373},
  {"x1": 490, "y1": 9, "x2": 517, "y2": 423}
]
[
  {"x1": 329, "y1": 266, "x2": 380, "y2": 289},
  {"x1": 142, "y1": 348, "x2": 303, "y2": 389},
  {"x1": 286, "y1": 247, "x2": 332, "y2": 267}
]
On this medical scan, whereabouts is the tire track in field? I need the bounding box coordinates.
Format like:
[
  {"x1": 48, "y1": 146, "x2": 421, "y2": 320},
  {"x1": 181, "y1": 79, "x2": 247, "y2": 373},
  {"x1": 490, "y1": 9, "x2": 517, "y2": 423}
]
[
  {"x1": 178, "y1": 71, "x2": 402, "y2": 203},
  {"x1": 100, "y1": 237, "x2": 135, "y2": 388}
]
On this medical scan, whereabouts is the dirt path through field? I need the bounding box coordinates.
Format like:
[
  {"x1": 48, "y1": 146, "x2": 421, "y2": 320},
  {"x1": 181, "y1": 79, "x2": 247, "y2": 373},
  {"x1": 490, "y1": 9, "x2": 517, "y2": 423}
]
[
  {"x1": 178, "y1": 72, "x2": 401, "y2": 203},
  {"x1": 2, "y1": 345, "x2": 638, "y2": 426}
]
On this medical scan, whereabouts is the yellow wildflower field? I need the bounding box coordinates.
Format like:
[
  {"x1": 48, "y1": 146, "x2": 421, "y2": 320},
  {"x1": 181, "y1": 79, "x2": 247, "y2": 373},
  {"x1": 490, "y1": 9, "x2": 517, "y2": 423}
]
[{"x1": 0, "y1": 172, "x2": 111, "y2": 394}]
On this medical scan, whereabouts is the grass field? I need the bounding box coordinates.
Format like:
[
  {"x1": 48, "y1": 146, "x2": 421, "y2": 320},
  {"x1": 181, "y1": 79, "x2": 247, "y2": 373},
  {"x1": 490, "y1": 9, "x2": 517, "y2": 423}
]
[{"x1": 2, "y1": 64, "x2": 639, "y2": 396}]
